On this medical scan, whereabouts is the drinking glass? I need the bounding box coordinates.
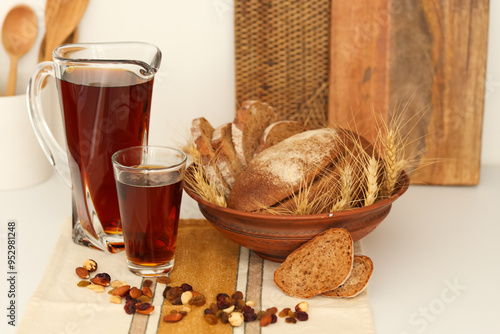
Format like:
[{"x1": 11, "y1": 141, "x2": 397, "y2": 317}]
[{"x1": 112, "y1": 146, "x2": 187, "y2": 276}]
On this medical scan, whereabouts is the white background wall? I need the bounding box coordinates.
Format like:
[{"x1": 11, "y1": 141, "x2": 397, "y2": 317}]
[{"x1": 0, "y1": 0, "x2": 498, "y2": 166}]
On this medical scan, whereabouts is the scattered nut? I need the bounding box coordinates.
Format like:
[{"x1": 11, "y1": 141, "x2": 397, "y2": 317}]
[
  {"x1": 83, "y1": 259, "x2": 98, "y2": 272},
  {"x1": 163, "y1": 313, "x2": 183, "y2": 322},
  {"x1": 246, "y1": 300, "x2": 255, "y2": 307},
  {"x1": 228, "y1": 312, "x2": 244, "y2": 327},
  {"x1": 143, "y1": 279, "x2": 153, "y2": 288},
  {"x1": 111, "y1": 280, "x2": 128, "y2": 288},
  {"x1": 77, "y1": 280, "x2": 91, "y2": 287},
  {"x1": 90, "y1": 273, "x2": 111, "y2": 286},
  {"x1": 129, "y1": 287, "x2": 143, "y2": 299},
  {"x1": 111, "y1": 285, "x2": 130, "y2": 296},
  {"x1": 181, "y1": 291, "x2": 193, "y2": 305},
  {"x1": 75, "y1": 267, "x2": 89, "y2": 279},
  {"x1": 110, "y1": 295, "x2": 122, "y2": 304},
  {"x1": 223, "y1": 305, "x2": 235, "y2": 313},
  {"x1": 295, "y1": 301, "x2": 309, "y2": 313},
  {"x1": 142, "y1": 286, "x2": 153, "y2": 298},
  {"x1": 87, "y1": 284, "x2": 105, "y2": 293}
]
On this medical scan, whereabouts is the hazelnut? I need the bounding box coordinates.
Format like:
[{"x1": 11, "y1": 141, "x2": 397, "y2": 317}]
[
  {"x1": 295, "y1": 301, "x2": 309, "y2": 313},
  {"x1": 228, "y1": 312, "x2": 244, "y2": 327},
  {"x1": 181, "y1": 291, "x2": 193, "y2": 305},
  {"x1": 83, "y1": 259, "x2": 98, "y2": 272}
]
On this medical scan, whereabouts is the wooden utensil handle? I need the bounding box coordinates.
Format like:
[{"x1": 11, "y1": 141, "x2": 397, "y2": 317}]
[{"x1": 6, "y1": 56, "x2": 19, "y2": 96}]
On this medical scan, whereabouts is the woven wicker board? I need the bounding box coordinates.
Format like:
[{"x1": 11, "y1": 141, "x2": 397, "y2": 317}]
[
  {"x1": 234, "y1": 0, "x2": 330, "y2": 128},
  {"x1": 235, "y1": 0, "x2": 489, "y2": 185}
]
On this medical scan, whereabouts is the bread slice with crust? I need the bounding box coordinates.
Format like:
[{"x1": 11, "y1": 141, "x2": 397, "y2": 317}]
[
  {"x1": 211, "y1": 123, "x2": 244, "y2": 189},
  {"x1": 190, "y1": 117, "x2": 230, "y2": 198},
  {"x1": 232, "y1": 101, "x2": 277, "y2": 166},
  {"x1": 321, "y1": 255, "x2": 373, "y2": 298},
  {"x1": 273, "y1": 228, "x2": 354, "y2": 299},
  {"x1": 255, "y1": 120, "x2": 308, "y2": 154}
]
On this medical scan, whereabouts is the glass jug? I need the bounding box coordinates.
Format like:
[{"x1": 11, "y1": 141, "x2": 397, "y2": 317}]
[{"x1": 28, "y1": 42, "x2": 162, "y2": 253}]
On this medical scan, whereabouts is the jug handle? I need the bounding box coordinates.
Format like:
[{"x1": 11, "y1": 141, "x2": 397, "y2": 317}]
[{"x1": 27, "y1": 61, "x2": 71, "y2": 187}]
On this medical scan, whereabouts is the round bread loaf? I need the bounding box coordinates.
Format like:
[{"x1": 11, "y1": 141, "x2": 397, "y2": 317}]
[{"x1": 227, "y1": 128, "x2": 352, "y2": 212}]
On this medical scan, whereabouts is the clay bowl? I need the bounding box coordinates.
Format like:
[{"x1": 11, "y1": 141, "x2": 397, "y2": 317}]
[{"x1": 184, "y1": 169, "x2": 409, "y2": 262}]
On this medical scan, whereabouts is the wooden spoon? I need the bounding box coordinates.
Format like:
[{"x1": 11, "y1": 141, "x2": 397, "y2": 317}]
[
  {"x1": 1, "y1": 5, "x2": 38, "y2": 96},
  {"x1": 38, "y1": 28, "x2": 79, "y2": 63},
  {"x1": 40, "y1": 0, "x2": 89, "y2": 62}
]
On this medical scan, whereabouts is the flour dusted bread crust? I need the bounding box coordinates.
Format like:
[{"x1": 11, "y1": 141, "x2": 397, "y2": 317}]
[
  {"x1": 255, "y1": 120, "x2": 308, "y2": 154},
  {"x1": 211, "y1": 123, "x2": 244, "y2": 189},
  {"x1": 232, "y1": 101, "x2": 277, "y2": 166},
  {"x1": 190, "y1": 117, "x2": 230, "y2": 198},
  {"x1": 227, "y1": 128, "x2": 345, "y2": 212},
  {"x1": 321, "y1": 255, "x2": 373, "y2": 298},
  {"x1": 273, "y1": 228, "x2": 354, "y2": 299}
]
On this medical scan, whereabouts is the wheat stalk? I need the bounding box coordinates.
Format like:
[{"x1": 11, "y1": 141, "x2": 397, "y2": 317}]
[
  {"x1": 183, "y1": 142, "x2": 227, "y2": 207},
  {"x1": 331, "y1": 163, "x2": 353, "y2": 212}
]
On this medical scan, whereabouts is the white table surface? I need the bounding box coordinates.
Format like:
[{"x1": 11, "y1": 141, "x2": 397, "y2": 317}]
[{"x1": 1, "y1": 165, "x2": 499, "y2": 334}]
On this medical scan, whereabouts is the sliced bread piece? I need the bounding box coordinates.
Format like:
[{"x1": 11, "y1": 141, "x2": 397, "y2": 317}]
[
  {"x1": 211, "y1": 123, "x2": 244, "y2": 189},
  {"x1": 232, "y1": 100, "x2": 277, "y2": 166},
  {"x1": 321, "y1": 255, "x2": 373, "y2": 298},
  {"x1": 273, "y1": 228, "x2": 354, "y2": 299},
  {"x1": 255, "y1": 120, "x2": 308, "y2": 154},
  {"x1": 190, "y1": 117, "x2": 230, "y2": 198}
]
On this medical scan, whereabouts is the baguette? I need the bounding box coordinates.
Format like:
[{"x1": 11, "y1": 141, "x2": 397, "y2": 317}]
[
  {"x1": 273, "y1": 228, "x2": 354, "y2": 299},
  {"x1": 321, "y1": 255, "x2": 373, "y2": 298}
]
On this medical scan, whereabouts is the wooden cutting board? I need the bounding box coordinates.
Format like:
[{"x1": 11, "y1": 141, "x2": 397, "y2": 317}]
[{"x1": 328, "y1": 0, "x2": 489, "y2": 185}]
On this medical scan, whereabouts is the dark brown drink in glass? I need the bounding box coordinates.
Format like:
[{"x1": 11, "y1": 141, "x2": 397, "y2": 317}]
[
  {"x1": 116, "y1": 171, "x2": 183, "y2": 267},
  {"x1": 57, "y1": 68, "x2": 153, "y2": 236}
]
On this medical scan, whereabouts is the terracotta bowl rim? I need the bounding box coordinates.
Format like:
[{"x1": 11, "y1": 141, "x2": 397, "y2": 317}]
[{"x1": 184, "y1": 169, "x2": 410, "y2": 220}]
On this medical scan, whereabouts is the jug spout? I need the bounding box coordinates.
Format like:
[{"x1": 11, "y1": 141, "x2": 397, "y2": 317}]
[{"x1": 53, "y1": 42, "x2": 162, "y2": 81}]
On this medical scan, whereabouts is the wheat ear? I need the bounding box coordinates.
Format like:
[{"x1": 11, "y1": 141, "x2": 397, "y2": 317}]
[
  {"x1": 364, "y1": 155, "x2": 379, "y2": 206},
  {"x1": 331, "y1": 164, "x2": 353, "y2": 212},
  {"x1": 183, "y1": 143, "x2": 227, "y2": 207}
]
